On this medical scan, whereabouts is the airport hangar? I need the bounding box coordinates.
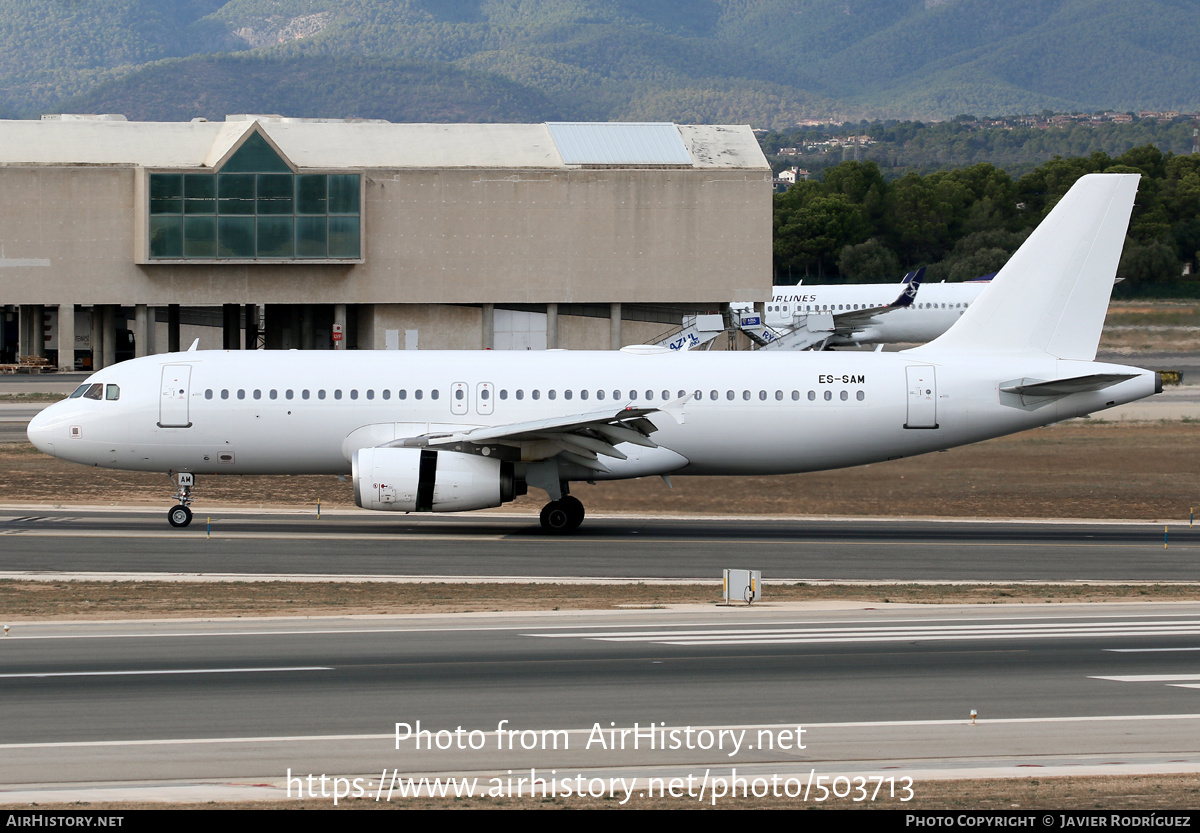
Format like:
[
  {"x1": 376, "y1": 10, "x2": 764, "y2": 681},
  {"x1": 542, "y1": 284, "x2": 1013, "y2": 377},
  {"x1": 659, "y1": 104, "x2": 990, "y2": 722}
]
[{"x1": 0, "y1": 115, "x2": 772, "y2": 369}]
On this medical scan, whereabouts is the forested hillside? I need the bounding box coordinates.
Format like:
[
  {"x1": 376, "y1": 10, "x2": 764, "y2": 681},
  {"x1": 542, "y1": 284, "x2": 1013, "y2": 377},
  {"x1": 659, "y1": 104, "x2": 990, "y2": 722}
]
[
  {"x1": 6, "y1": 0, "x2": 1200, "y2": 125},
  {"x1": 773, "y1": 148, "x2": 1200, "y2": 298}
]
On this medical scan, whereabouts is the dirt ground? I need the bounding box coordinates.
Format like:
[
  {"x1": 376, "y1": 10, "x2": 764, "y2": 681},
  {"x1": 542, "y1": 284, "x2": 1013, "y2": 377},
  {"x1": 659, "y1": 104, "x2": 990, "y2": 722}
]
[{"x1": 3, "y1": 419, "x2": 1195, "y2": 521}]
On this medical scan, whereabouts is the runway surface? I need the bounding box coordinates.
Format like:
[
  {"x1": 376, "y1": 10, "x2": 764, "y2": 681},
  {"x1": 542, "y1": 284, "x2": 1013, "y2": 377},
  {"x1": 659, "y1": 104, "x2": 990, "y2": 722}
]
[
  {"x1": 0, "y1": 507, "x2": 1197, "y2": 582},
  {"x1": 3, "y1": 603, "x2": 1200, "y2": 803}
]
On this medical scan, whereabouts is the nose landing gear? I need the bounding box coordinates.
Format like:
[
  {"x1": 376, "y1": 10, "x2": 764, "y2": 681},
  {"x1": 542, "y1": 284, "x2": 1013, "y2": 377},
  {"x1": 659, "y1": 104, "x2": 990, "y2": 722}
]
[{"x1": 167, "y1": 472, "x2": 195, "y2": 528}]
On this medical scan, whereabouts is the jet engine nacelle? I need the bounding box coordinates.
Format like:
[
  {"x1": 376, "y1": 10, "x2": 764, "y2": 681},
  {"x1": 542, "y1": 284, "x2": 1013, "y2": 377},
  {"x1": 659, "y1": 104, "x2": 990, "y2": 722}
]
[{"x1": 353, "y1": 447, "x2": 517, "y2": 512}]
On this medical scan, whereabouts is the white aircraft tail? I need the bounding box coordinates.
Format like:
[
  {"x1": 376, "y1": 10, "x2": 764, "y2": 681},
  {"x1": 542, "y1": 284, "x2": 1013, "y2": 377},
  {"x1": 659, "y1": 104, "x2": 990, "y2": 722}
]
[{"x1": 914, "y1": 173, "x2": 1139, "y2": 361}]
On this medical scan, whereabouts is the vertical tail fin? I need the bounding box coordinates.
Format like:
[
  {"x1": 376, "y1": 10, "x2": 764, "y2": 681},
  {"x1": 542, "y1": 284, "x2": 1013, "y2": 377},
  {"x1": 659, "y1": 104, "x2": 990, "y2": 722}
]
[{"x1": 915, "y1": 173, "x2": 1139, "y2": 360}]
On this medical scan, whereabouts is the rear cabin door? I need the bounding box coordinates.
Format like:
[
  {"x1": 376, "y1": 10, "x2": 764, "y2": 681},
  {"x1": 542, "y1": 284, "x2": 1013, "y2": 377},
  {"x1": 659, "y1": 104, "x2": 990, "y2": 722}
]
[
  {"x1": 158, "y1": 365, "x2": 192, "y2": 428},
  {"x1": 904, "y1": 365, "x2": 938, "y2": 429}
]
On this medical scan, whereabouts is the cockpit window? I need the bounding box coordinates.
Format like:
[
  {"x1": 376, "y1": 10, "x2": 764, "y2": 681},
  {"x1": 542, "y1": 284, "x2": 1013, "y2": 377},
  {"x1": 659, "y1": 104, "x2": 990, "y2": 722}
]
[
  {"x1": 83, "y1": 384, "x2": 103, "y2": 400},
  {"x1": 105, "y1": 384, "x2": 120, "y2": 401},
  {"x1": 69, "y1": 384, "x2": 89, "y2": 398}
]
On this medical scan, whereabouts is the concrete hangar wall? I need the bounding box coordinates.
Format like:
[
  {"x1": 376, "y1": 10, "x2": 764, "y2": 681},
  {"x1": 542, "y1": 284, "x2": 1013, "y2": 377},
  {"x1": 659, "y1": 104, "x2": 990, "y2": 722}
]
[{"x1": 0, "y1": 115, "x2": 772, "y2": 369}]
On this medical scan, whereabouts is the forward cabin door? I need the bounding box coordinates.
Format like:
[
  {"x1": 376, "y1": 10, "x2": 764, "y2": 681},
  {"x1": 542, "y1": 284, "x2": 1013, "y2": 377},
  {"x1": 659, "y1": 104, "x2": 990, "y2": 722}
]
[
  {"x1": 904, "y1": 365, "x2": 938, "y2": 429},
  {"x1": 158, "y1": 365, "x2": 192, "y2": 428}
]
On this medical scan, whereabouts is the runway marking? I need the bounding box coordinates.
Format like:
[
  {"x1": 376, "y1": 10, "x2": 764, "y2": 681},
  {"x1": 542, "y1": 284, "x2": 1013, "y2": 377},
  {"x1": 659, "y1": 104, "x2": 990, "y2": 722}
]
[
  {"x1": 1091, "y1": 674, "x2": 1200, "y2": 683},
  {"x1": 4, "y1": 714, "x2": 1200, "y2": 751},
  {"x1": 1105, "y1": 647, "x2": 1200, "y2": 653},
  {"x1": 529, "y1": 620, "x2": 1200, "y2": 646},
  {"x1": 0, "y1": 666, "x2": 333, "y2": 679}
]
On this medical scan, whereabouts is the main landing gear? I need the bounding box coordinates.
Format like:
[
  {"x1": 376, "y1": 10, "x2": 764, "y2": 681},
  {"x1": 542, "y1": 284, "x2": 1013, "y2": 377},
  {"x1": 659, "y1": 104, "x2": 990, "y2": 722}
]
[
  {"x1": 540, "y1": 494, "x2": 584, "y2": 533},
  {"x1": 167, "y1": 472, "x2": 195, "y2": 528}
]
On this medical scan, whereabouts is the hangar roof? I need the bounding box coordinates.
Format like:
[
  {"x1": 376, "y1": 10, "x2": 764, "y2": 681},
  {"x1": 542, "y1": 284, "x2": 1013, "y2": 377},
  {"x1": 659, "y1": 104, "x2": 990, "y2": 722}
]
[{"x1": 0, "y1": 116, "x2": 768, "y2": 171}]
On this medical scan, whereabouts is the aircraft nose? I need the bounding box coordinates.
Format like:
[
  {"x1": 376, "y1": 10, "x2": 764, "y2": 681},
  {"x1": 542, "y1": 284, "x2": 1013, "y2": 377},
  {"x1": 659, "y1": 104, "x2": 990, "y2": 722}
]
[{"x1": 26, "y1": 405, "x2": 56, "y2": 455}]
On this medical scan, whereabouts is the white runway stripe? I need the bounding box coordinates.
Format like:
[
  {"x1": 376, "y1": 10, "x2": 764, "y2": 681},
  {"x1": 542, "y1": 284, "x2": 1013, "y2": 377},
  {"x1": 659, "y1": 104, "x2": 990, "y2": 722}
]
[{"x1": 0, "y1": 666, "x2": 333, "y2": 679}]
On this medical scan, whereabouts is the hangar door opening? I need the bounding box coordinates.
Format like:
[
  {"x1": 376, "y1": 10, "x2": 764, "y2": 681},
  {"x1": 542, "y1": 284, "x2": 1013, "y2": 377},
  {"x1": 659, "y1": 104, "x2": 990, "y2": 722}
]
[
  {"x1": 494, "y1": 309, "x2": 547, "y2": 350},
  {"x1": 904, "y1": 365, "x2": 938, "y2": 429}
]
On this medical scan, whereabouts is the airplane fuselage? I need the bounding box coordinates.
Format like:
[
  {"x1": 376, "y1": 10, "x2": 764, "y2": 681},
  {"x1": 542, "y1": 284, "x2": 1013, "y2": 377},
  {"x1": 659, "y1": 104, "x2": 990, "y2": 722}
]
[{"x1": 29, "y1": 347, "x2": 1157, "y2": 481}]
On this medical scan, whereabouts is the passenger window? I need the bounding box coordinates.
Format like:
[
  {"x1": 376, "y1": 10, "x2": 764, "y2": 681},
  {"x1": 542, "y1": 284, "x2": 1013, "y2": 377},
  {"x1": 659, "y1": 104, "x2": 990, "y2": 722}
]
[
  {"x1": 613, "y1": 390, "x2": 621, "y2": 400},
  {"x1": 857, "y1": 390, "x2": 865, "y2": 401},
  {"x1": 564, "y1": 390, "x2": 572, "y2": 400},
  {"x1": 350, "y1": 390, "x2": 358, "y2": 400},
  {"x1": 532, "y1": 390, "x2": 541, "y2": 400},
  {"x1": 580, "y1": 390, "x2": 588, "y2": 400},
  {"x1": 221, "y1": 389, "x2": 229, "y2": 400},
  {"x1": 366, "y1": 390, "x2": 373, "y2": 400},
  {"x1": 237, "y1": 389, "x2": 245, "y2": 400},
  {"x1": 382, "y1": 390, "x2": 390, "y2": 400},
  {"x1": 318, "y1": 390, "x2": 326, "y2": 400},
  {"x1": 596, "y1": 390, "x2": 605, "y2": 400},
  {"x1": 431, "y1": 390, "x2": 439, "y2": 400},
  {"x1": 334, "y1": 390, "x2": 342, "y2": 400},
  {"x1": 775, "y1": 390, "x2": 783, "y2": 401},
  {"x1": 415, "y1": 390, "x2": 423, "y2": 400},
  {"x1": 516, "y1": 390, "x2": 524, "y2": 400},
  {"x1": 709, "y1": 390, "x2": 718, "y2": 400},
  {"x1": 481, "y1": 389, "x2": 491, "y2": 401},
  {"x1": 840, "y1": 390, "x2": 849, "y2": 401},
  {"x1": 742, "y1": 390, "x2": 750, "y2": 401},
  {"x1": 205, "y1": 389, "x2": 213, "y2": 400},
  {"x1": 548, "y1": 390, "x2": 556, "y2": 400},
  {"x1": 302, "y1": 390, "x2": 310, "y2": 400},
  {"x1": 269, "y1": 390, "x2": 277, "y2": 400},
  {"x1": 824, "y1": 390, "x2": 832, "y2": 401},
  {"x1": 253, "y1": 389, "x2": 261, "y2": 400},
  {"x1": 628, "y1": 390, "x2": 637, "y2": 400},
  {"x1": 726, "y1": 390, "x2": 734, "y2": 400},
  {"x1": 759, "y1": 390, "x2": 767, "y2": 401},
  {"x1": 499, "y1": 390, "x2": 507, "y2": 400},
  {"x1": 398, "y1": 390, "x2": 407, "y2": 400},
  {"x1": 455, "y1": 389, "x2": 464, "y2": 400},
  {"x1": 286, "y1": 390, "x2": 294, "y2": 400}
]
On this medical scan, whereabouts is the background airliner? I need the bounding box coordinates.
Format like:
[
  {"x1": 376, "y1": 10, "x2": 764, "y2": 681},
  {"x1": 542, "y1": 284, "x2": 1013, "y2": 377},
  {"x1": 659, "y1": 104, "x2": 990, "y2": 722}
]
[
  {"x1": 27, "y1": 174, "x2": 1158, "y2": 532},
  {"x1": 761, "y1": 270, "x2": 987, "y2": 349}
]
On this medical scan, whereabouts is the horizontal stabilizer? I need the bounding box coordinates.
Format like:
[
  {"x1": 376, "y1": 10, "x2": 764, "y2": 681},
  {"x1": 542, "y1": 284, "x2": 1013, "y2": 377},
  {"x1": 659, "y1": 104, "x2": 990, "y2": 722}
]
[{"x1": 1000, "y1": 373, "x2": 1139, "y2": 397}]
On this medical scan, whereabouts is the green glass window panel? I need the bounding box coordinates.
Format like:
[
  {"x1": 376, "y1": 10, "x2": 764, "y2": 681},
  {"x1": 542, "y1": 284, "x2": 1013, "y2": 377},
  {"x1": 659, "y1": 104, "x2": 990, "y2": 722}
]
[
  {"x1": 328, "y1": 175, "x2": 360, "y2": 215},
  {"x1": 217, "y1": 216, "x2": 255, "y2": 258},
  {"x1": 296, "y1": 175, "x2": 327, "y2": 215},
  {"x1": 218, "y1": 174, "x2": 255, "y2": 214},
  {"x1": 257, "y1": 174, "x2": 294, "y2": 215},
  {"x1": 221, "y1": 131, "x2": 291, "y2": 173},
  {"x1": 296, "y1": 217, "x2": 327, "y2": 258},
  {"x1": 183, "y1": 174, "x2": 216, "y2": 215},
  {"x1": 149, "y1": 216, "x2": 183, "y2": 258},
  {"x1": 183, "y1": 216, "x2": 217, "y2": 257},
  {"x1": 328, "y1": 216, "x2": 360, "y2": 258},
  {"x1": 257, "y1": 216, "x2": 294, "y2": 258},
  {"x1": 149, "y1": 174, "x2": 183, "y2": 214}
]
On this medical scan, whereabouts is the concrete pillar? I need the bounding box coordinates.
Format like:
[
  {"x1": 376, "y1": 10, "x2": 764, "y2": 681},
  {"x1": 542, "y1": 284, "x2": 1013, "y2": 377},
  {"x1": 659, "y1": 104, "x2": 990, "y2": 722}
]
[
  {"x1": 134, "y1": 304, "x2": 149, "y2": 358},
  {"x1": 57, "y1": 303, "x2": 75, "y2": 370},
  {"x1": 546, "y1": 303, "x2": 559, "y2": 349},
  {"x1": 101, "y1": 304, "x2": 116, "y2": 368},
  {"x1": 17, "y1": 305, "x2": 32, "y2": 358},
  {"x1": 89, "y1": 305, "x2": 103, "y2": 370},
  {"x1": 482, "y1": 303, "x2": 494, "y2": 350},
  {"x1": 32, "y1": 304, "x2": 46, "y2": 358},
  {"x1": 244, "y1": 304, "x2": 259, "y2": 350},
  {"x1": 143, "y1": 306, "x2": 157, "y2": 355},
  {"x1": 167, "y1": 304, "x2": 180, "y2": 353},
  {"x1": 609, "y1": 303, "x2": 622, "y2": 350},
  {"x1": 333, "y1": 303, "x2": 347, "y2": 350}
]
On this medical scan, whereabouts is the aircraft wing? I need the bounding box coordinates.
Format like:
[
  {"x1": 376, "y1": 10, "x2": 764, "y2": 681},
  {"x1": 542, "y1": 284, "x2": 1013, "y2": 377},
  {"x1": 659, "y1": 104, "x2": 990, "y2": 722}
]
[
  {"x1": 826, "y1": 267, "x2": 924, "y2": 333},
  {"x1": 381, "y1": 404, "x2": 666, "y2": 471}
]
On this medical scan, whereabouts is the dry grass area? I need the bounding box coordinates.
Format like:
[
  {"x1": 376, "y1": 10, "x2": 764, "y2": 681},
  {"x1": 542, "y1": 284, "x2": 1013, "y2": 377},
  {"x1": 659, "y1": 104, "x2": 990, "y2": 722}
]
[
  {"x1": 2, "y1": 419, "x2": 1198, "y2": 521},
  {"x1": 1099, "y1": 301, "x2": 1200, "y2": 353},
  {"x1": 4, "y1": 580, "x2": 1200, "y2": 621},
  {"x1": 4, "y1": 773, "x2": 1199, "y2": 810}
]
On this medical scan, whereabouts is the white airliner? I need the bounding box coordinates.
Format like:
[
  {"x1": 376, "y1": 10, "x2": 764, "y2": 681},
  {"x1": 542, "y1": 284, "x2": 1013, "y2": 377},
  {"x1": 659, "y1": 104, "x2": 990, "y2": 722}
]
[
  {"x1": 27, "y1": 174, "x2": 1159, "y2": 532},
  {"x1": 763, "y1": 269, "x2": 990, "y2": 349}
]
